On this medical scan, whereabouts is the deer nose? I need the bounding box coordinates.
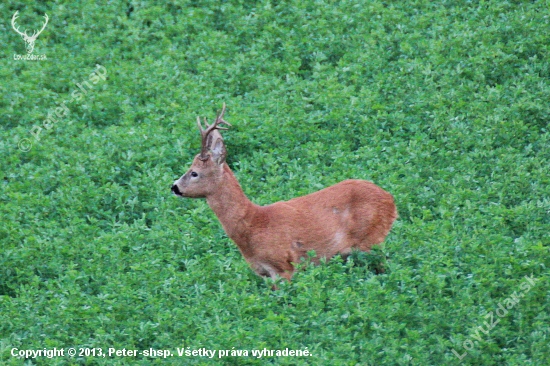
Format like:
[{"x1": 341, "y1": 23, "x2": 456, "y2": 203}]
[{"x1": 171, "y1": 184, "x2": 182, "y2": 196}]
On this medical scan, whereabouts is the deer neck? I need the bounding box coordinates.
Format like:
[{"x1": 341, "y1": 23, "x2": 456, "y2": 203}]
[{"x1": 205, "y1": 164, "x2": 258, "y2": 245}]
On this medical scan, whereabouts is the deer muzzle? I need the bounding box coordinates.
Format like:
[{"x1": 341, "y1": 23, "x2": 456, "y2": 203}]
[{"x1": 171, "y1": 184, "x2": 182, "y2": 196}]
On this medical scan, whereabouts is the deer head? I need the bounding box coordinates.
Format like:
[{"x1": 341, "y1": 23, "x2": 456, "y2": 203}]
[
  {"x1": 11, "y1": 11, "x2": 49, "y2": 54},
  {"x1": 172, "y1": 103, "x2": 231, "y2": 198}
]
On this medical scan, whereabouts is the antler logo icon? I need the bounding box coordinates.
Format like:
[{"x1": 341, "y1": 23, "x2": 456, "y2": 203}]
[{"x1": 11, "y1": 11, "x2": 49, "y2": 54}]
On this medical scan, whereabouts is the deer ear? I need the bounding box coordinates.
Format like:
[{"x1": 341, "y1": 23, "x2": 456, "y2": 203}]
[{"x1": 211, "y1": 137, "x2": 226, "y2": 165}]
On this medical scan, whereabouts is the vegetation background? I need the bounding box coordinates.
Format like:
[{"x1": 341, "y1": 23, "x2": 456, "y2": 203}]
[{"x1": 1, "y1": 0, "x2": 549, "y2": 364}]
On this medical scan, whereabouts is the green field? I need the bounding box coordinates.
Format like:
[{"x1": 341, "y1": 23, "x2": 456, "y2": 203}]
[{"x1": 1, "y1": 0, "x2": 549, "y2": 365}]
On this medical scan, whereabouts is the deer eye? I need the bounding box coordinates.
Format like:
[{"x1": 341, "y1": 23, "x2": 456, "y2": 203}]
[{"x1": 190, "y1": 171, "x2": 198, "y2": 178}]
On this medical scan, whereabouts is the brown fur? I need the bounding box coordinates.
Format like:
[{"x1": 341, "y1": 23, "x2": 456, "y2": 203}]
[{"x1": 173, "y1": 156, "x2": 397, "y2": 281}]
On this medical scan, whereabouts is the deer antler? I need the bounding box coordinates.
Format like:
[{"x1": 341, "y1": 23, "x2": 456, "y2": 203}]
[
  {"x1": 31, "y1": 13, "x2": 49, "y2": 40},
  {"x1": 11, "y1": 11, "x2": 27, "y2": 38},
  {"x1": 197, "y1": 103, "x2": 231, "y2": 161},
  {"x1": 11, "y1": 12, "x2": 48, "y2": 40}
]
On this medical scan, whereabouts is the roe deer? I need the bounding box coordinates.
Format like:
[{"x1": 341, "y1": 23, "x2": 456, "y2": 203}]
[{"x1": 172, "y1": 104, "x2": 397, "y2": 282}]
